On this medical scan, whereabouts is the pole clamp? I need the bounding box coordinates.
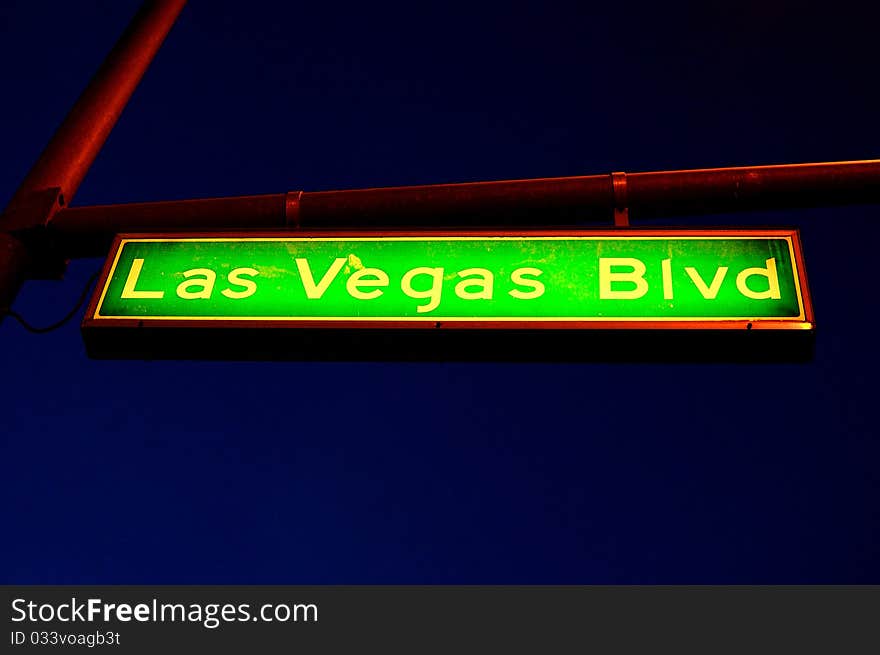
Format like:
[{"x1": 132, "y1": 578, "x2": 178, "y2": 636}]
[
  {"x1": 285, "y1": 191, "x2": 303, "y2": 229},
  {"x1": 611, "y1": 171, "x2": 629, "y2": 227}
]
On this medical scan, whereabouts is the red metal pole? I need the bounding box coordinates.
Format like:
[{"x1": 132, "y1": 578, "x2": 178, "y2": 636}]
[
  {"x1": 0, "y1": 0, "x2": 186, "y2": 314},
  {"x1": 50, "y1": 159, "x2": 880, "y2": 256}
]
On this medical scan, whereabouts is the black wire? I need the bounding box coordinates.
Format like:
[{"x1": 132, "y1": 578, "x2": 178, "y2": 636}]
[{"x1": 0, "y1": 268, "x2": 102, "y2": 334}]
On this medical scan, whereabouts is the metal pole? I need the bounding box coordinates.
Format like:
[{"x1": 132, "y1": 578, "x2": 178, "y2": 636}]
[
  {"x1": 50, "y1": 159, "x2": 880, "y2": 257},
  {"x1": 0, "y1": 0, "x2": 186, "y2": 315}
]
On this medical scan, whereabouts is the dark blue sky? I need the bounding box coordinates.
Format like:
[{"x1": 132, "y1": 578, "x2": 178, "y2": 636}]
[{"x1": 1, "y1": 1, "x2": 878, "y2": 583}]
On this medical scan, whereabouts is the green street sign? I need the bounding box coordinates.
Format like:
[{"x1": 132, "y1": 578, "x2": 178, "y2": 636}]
[
  {"x1": 85, "y1": 230, "x2": 812, "y2": 329},
  {"x1": 82, "y1": 229, "x2": 814, "y2": 360}
]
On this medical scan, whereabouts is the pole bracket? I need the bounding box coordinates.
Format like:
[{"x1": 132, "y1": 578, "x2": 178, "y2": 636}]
[
  {"x1": 1, "y1": 187, "x2": 67, "y2": 279},
  {"x1": 611, "y1": 171, "x2": 629, "y2": 226},
  {"x1": 2, "y1": 187, "x2": 64, "y2": 232},
  {"x1": 285, "y1": 191, "x2": 303, "y2": 229}
]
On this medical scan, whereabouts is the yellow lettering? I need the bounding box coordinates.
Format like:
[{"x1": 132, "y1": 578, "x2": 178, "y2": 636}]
[
  {"x1": 736, "y1": 258, "x2": 780, "y2": 299},
  {"x1": 296, "y1": 258, "x2": 346, "y2": 299},
  {"x1": 599, "y1": 258, "x2": 648, "y2": 300},
  {"x1": 346, "y1": 268, "x2": 389, "y2": 300},
  {"x1": 120, "y1": 258, "x2": 164, "y2": 299},
  {"x1": 662, "y1": 258, "x2": 673, "y2": 300},
  {"x1": 685, "y1": 266, "x2": 728, "y2": 299},
  {"x1": 401, "y1": 267, "x2": 443, "y2": 313},
  {"x1": 222, "y1": 267, "x2": 259, "y2": 299},
  {"x1": 509, "y1": 268, "x2": 545, "y2": 299},
  {"x1": 176, "y1": 268, "x2": 216, "y2": 299},
  {"x1": 454, "y1": 268, "x2": 494, "y2": 300}
]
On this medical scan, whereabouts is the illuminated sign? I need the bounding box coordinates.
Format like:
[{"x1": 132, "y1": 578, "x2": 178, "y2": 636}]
[
  {"x1": 82, "y1": 230, "x2": 813, "y2": 359},
  {"x1": 85, "y1": 230, "x2": 812, "y2": 325}
]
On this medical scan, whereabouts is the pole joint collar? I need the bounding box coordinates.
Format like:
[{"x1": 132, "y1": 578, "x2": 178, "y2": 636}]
[
  {"x1": 285, "y1": 191, "x2": 303, "y2": 229},
  {"x1": 611, "y1": 172, "x2": 629, "y2": 226}
]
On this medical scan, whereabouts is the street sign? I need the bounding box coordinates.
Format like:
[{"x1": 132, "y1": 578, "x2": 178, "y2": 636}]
[{"x1": 82, "y1": 230, "x2": 814, "y2": 360}]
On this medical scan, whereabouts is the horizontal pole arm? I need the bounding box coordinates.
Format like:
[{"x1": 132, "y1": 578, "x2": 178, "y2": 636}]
[{"x1": 51, "y1": 159, "x2": 880, "y2": 256}]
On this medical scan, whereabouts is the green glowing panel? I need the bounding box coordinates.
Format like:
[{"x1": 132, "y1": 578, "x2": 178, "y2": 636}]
[{"x1": 86, "y1": 231, "x2": 813, "y2": 328}]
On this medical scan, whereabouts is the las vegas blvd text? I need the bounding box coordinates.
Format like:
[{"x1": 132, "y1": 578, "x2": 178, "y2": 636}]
[{"x1": 119, "y1": 254, "x2": 782, "y2": 313}]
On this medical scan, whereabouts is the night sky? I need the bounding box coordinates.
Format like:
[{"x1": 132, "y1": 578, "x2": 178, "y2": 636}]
[{"x1": 2, "y1": 1, "x2": 878, "y2": 583}]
